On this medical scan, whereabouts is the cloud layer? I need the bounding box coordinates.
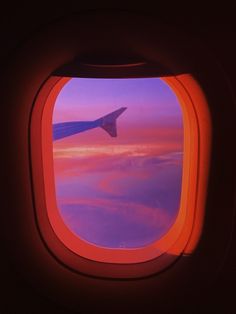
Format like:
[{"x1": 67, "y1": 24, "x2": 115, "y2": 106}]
[{"x1": 52, "y1": 78, "x2": 183, "y2": 248}]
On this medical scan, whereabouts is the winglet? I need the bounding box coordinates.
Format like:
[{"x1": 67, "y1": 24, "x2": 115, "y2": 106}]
[{"x1": 99, "y1": 107, "x2": 127, "y2": 137}]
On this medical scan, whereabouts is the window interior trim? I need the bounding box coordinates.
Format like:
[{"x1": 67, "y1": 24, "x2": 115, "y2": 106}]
[{"x1": 30, "y1": 73, "x2": 211, "y2": 269}]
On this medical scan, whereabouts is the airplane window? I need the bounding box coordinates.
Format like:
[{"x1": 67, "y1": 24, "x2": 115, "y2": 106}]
[{"x1": 52, "y1": 78, "x2": 184, "y2": 249}]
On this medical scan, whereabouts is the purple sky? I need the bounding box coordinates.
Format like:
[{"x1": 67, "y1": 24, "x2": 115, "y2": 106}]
[{"x1": 52, "y1": 78, "x2": 183, "y2": 248}]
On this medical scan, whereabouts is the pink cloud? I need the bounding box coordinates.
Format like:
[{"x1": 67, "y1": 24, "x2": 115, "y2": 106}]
[{"x1": 59, "y1": 197, "x2": 172, "y2": 231}]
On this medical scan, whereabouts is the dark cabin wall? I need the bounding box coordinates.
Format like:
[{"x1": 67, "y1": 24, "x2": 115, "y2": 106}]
[{"x1": 1, "y1": 4, "x2": 235, "y2": 313}]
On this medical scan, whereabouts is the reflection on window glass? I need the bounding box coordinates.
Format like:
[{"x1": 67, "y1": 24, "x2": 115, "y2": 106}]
[{"x1": 52, "y1": 78, "x2": 183, "y2": 248}]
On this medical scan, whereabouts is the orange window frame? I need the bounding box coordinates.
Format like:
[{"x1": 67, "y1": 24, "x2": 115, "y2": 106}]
[{"x1": 31, "y1": 74, "x2": 211, "y2": 264}]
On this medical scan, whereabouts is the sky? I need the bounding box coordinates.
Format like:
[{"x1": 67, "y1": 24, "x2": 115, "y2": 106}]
[{"x1": 52, "y1": 77, "x2": 183, "y2": 248}]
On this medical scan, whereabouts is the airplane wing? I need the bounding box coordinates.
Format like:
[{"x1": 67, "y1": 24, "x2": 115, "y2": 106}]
[{"x1": 53, "y1": 107, "x2": 127, "y2": 141}]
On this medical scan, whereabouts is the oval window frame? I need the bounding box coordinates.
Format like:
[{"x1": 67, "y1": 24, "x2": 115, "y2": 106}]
[{"x1": 30, "y1": 72, "x2": 211, "y2": 278}]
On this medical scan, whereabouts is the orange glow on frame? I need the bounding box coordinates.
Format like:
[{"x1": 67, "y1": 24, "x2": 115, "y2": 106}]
[
  {"x1": 163, "y1": 75, "x2": 211, "y2": 255},
  {"x1": 31, "y1": 74, "x2": 211, "y2": 265}
]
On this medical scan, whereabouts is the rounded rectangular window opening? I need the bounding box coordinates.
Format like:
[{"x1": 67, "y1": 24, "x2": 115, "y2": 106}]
[
  {"x1": 52, "y1": 78, "x2": 184, "y2": 249},
  {"x1": 31, "y1": 73, "x2": 211, "y2": 266}
]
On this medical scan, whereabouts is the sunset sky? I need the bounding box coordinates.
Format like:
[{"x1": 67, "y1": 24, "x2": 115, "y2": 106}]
[{"x1": 52, "y1": 77, "x2": 183, "y2": 248}]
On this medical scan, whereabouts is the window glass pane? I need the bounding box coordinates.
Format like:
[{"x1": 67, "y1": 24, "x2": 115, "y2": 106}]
[{"x1": 52, "y1": 78, "x2": 183, "y2": 248}]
